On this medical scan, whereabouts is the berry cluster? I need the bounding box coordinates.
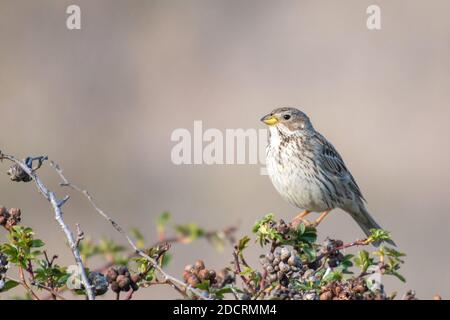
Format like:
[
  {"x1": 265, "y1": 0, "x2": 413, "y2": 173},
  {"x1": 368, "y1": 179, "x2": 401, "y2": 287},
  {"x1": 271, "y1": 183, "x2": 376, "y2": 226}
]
[
  {"x1": 251, "y1": 218, "x2": 398, "y2": 300},
  {"x1": 0, "y1": 207, "x2": 21, "y2": 231},
  {"x1": 319, "y1": 277, "x2": 385, "y2": 300},
  {"x1": 270, "y1": 286, "x2": 317, "y2": 300},
  {"x1": 183, "y1": 260, "x2": 234, "y2": 288},
  {"x1": 320, "y1": 238, "x2": 345, "y2": 268},
  {"x1": 260, "y1": 246, "x2": 302, "y2": 286},
  {"x1": 106, "y1": 266, "x2": 141, "y2": 293}
]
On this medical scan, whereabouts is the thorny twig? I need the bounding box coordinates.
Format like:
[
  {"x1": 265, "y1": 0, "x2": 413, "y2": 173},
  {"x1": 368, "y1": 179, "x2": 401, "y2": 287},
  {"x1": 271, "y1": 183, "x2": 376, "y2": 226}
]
[
  {"x1": 312, "y1": 238, "x2": 369, "y2": 266},
  {"x1": 75, "y1": 223, "x2": 85, "y2": 248},
  {"x1": 29, "y1": 281, "x2": 67, "y2": 300},
  {"x1": 92, "y1": 226, "x2": 236, "y2": 274},
  {"x1": 17, "y1": 267, "x2": 40, "y2": 300},
  {"x1": 43, "y1": 251, "x2": 58, "y2": 267},
  {"x1": 5, "y1": 275, "x2": 63, "y2": 300},
  {"x1": 0, "y1": 152, "x2": 95, "y2": 300},
  {"x1": 232, "y1": 250, "x2": 256, "y2": 294},
  {"x1": 49, "y1": 160, "x2": 211, "y2": 300},
  {"x1": 40, "y1": 222, "x2": 237, "y2": 300}
]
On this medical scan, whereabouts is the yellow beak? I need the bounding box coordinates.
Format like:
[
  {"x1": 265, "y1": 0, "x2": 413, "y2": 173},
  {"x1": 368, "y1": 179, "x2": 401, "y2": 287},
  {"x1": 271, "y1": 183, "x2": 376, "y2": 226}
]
[{"x1": 261, "y1": 115, "x2": 279, "y2": 126}]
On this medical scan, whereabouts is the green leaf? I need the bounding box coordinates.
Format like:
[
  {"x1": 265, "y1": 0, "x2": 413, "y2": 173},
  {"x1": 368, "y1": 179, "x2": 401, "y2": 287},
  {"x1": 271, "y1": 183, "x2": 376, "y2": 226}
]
[
  {"x1": 354, "y1": 250, "x2": 373, "y2": 273},
  {"x1": 252, "y1": 213, "x2": 274, "y2": 233},
  {"x1": 2, "y1": 280, "x2": 20, "y2": 291},
  {"x1": 196, "y1": 280, "x2": 210, "y2": 290},
  {"x1": 31, "y1": 239, "x2": 45, "y2": 248},
  {"x1": 298, "y1": 223, "x2": 306, "y2": 234},
  {"x1": 391, "y1": 271, "x2": 406, "y2": 283},
  {"x1": 385, "y1": 247, "x2": 406, "y2": 260},
  {"x1": 237, "y1": 236, "x2": 250, "y2": 252},
  {"x1": 367, "y1": 229, "x2": 392, "y2": 244},
  {"x1": 302, "y1": 245, "x2": 316, "y2": 262},
  {"x1": 160, "y1": 252, "x2": 172, "y2": 268},
  {"x1": 322, "y1": 270, "x2": 343, "y2": 283},
  {"x1": 174, "y1": 223, "x2": 205, "y2": 242},
  {"x1": 213, "y1": 284, "x2": 234, "y2": 299}
]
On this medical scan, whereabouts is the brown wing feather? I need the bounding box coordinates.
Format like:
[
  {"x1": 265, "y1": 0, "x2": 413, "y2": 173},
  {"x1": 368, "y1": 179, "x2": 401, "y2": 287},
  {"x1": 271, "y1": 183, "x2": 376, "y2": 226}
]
[{"x1": 313, "y1": 133, "x2": 366, "y2": 202}]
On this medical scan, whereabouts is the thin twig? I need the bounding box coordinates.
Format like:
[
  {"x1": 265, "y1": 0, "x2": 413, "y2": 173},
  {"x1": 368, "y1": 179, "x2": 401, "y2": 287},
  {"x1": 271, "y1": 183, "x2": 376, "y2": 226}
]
[
  {"x1": 49, "y1": 160, "x2": 211, "y2": 300},
  {"x1": 0, "y1": 152, "x2": 95, "y2": 300},
  {"x1": 311, "y1": 238, "x2": 370, "y2": 266},
  {"x1": 17, "y1": 267, "x2": 40, "y2": 300},
  {"x1": 123, "y1": 288, "x2": 135, "y2": 300},
  {"x1": 96, "y1": 225, "x2": 237, "y2": 273},
  {"x1": 40, "y1": 223, "x2": 236, "y2": 300},
  {"x1": 75, "y1": 223, "x2": 85, "y2": 248},
  {"x1": 43, "y1": 251, "x2": 58, "y2": 267},
  {"x1": 232, "y1": 251, "x2": 255, "y2": 294}
]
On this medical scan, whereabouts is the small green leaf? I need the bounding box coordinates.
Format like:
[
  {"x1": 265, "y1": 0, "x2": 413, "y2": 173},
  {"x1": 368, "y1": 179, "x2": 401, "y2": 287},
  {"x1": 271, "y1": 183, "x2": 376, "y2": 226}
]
[
  {"x1": 2, "y1": 280, "x2": 20, "y2": 291},
  {"x1": 213, "y1": 284, "x2": 234, "y2": 299},
  {"x1": 391, "y1": 271, "x2": 406, "y2": 283},
  {"x1": 196, "y1": 280, "x2": 211, "y2": 290},
  {"x1": 237, "y1": 236, "x2": 250, "y2": 252},
  {"x1": 174, "y1": 223, "x2": 204, "y2": 242},
  {"x1": 31, "y1": 239, "x2": 45, "y2": 248}
]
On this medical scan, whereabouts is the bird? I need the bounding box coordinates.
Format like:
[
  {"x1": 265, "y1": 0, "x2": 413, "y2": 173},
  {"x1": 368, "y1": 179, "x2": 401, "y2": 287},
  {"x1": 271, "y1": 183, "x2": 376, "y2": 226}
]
[{"x1": 261, "y1": 107, "x2": 395, "y2": 246}]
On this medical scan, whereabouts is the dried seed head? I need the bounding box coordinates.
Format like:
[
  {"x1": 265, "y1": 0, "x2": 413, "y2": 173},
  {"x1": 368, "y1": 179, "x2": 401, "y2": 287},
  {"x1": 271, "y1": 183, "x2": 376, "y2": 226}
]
[
  {"x1": 117, "y1": 266, "x2": 128, "y2": 276},
  {"x1": 130, "y1": 274, "x2": 142, "y2": 284},
  {"x1": 110, "y1": 281, "x2": 120, "y2": 293},
  {"x1": 116, "y1": 275, "x2": 131, "y2": 291},
  {"x1": 9, "y1": 208, "x2": 21, "y2": 217},
  {"x1": 320, "y1": 291, "x2": 333, "y2": 300},
  {"x1": 7, "y1": 164, "x2": 32, "y2": 182},
  {"x1": 0, "y1": 207, "x2": 7, "y2": 216},
  {"x1": 182, "y1": 270, "x2": 191, "y2": 282},
  {"x1": 265, "y1": 252, "x2": 274, "y2": 262},
  {"x1": 280, "y1": 247, "x2": 291, "y2": 261},
  {"x1": 194, "y1": 260, "x2": 205, "y2": 272},
  {"x1": 105, "y1": 267, "x2": 118, "y2": 283},
  {"x1": 198, "y1": 269, "x2": 209, "y2": 280}
]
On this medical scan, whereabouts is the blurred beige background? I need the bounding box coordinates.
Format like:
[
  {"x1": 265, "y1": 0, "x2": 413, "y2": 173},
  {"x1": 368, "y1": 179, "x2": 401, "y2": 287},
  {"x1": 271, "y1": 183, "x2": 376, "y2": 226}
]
[{"x1": 1, "y1": 0, "x2": 449, "y2": 299}]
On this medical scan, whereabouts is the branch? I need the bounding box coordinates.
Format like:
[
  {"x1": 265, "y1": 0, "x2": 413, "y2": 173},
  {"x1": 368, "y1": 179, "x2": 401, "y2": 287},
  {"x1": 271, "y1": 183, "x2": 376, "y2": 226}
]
[
  {"x1": 232, "y1": 251, "x2": 255, "y2": 295},
  {"x1": 49, "y1": 160, "x2": 211, "y2": 300},
  {"x1": 17, "y1": 267, "x2": 40, "y2": 300},
  {"x1": 0, "y1": 152, "x2": 95, "y2": 300},
  {"x1": 84, "y1": 225, "x2": 236, "y2": 276}
]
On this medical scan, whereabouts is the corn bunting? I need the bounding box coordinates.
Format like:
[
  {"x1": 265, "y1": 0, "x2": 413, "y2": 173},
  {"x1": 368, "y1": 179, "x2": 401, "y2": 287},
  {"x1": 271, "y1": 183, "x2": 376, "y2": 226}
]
[{"x1": 261, "y1": 107, "x2": 395, "y2": 246}]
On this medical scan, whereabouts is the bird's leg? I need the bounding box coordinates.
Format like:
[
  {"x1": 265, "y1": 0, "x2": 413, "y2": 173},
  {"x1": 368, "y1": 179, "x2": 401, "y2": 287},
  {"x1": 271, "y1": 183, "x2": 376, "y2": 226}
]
[
  {"x1": 292, "y1": 210, "x2": 311, "y2": 227},
  {"x1": 310, "y1": 210, "x2": 331, "y2": 227}
]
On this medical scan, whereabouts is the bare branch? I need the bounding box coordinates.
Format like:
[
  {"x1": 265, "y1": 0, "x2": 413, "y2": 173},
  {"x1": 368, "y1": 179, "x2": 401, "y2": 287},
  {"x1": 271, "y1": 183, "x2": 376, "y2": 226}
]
[
  {"x1": 49, "y1": 160, "x2": 211, "y2": 300},
  {"x1": 0, "y1": 152, "x2": 95, "y2": 300}
]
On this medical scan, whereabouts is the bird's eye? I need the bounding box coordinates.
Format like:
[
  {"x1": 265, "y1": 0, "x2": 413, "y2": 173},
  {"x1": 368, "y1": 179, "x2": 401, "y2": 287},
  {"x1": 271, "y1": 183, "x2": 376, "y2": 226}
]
[{"x1": 283, "y1": 114, "x2": 291, "y2": 120}]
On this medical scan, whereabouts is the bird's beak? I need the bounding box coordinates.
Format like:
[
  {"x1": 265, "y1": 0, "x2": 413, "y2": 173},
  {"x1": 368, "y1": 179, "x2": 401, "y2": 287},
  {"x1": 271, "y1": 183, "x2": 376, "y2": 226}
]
[{"x1": 261, "y1": 114, "x2": 279, "y2": 126}]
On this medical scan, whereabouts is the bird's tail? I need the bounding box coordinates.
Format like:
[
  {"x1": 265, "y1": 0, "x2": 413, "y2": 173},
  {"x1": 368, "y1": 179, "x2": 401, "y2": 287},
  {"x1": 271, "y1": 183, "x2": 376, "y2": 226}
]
[{"x1": 348, "y1": 205, "x2": 396, "y2": 247}]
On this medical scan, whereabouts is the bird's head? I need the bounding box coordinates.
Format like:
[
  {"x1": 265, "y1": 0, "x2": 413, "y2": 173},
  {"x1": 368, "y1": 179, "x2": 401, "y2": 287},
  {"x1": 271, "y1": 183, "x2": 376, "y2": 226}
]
[{"x1": 261, "y1": 107, "x2": 314, "y2": 135}]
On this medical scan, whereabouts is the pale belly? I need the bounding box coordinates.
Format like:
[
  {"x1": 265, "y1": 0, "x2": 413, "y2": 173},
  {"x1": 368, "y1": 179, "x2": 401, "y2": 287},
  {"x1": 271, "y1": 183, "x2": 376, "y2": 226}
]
[{"x1": 266, "y1": 150, "x2": 332, "y2": 212}]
